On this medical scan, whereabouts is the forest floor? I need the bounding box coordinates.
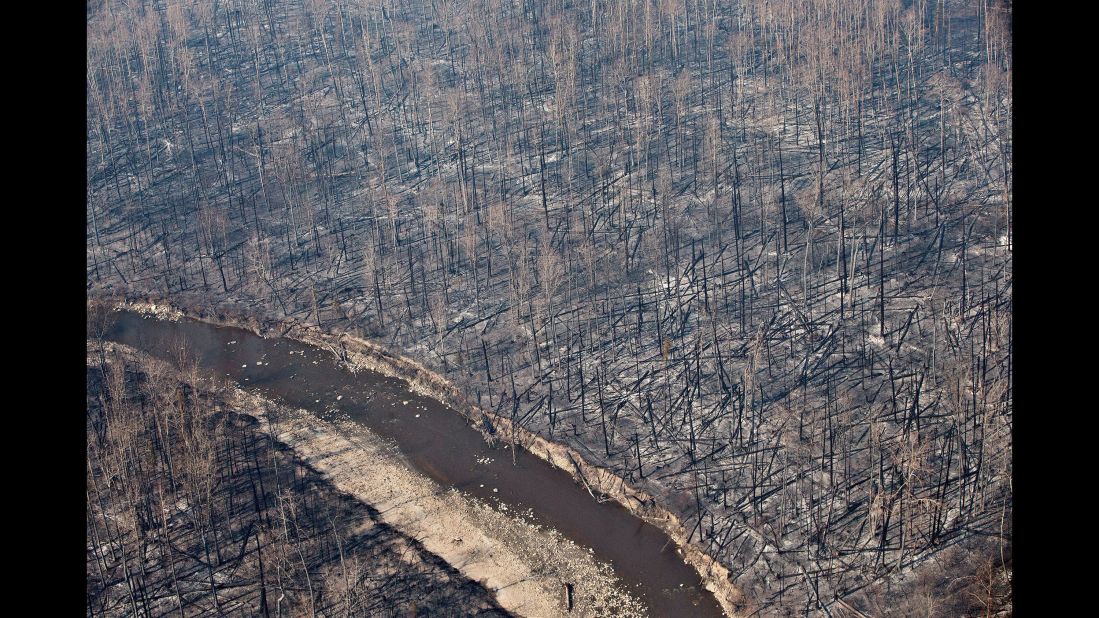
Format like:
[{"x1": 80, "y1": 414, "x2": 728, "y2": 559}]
[{"x1": 90, "y1": 338, "x2": 647, "y2": 618}]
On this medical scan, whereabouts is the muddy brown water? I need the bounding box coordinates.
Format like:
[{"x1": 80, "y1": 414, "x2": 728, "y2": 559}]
[{"x1": 106, "y1": 311, "x2": 726, "y2": 617}]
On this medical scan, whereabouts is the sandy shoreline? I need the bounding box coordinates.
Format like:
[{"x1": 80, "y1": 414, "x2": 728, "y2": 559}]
[{"x1": 231, "y1": 387, "x2": 647, "y2": 618}]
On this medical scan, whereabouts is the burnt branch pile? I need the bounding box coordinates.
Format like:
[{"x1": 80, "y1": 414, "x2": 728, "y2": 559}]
[{"x1": 87, "y1": 0, "x2": 1012, "y2": 614}]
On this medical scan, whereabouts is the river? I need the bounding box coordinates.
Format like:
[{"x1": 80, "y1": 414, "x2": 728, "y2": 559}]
[{"x1": 105, "y1": 310, "x2": 726, "y2": 617}]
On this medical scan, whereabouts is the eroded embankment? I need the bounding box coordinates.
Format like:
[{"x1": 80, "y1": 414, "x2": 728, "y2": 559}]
[{"x1": 99, "y1": 295, "x2": 744, "y2": 617}]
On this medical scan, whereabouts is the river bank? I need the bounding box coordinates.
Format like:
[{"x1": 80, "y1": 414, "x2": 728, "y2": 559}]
[{"x1": 230, "y1": 368, "x2": 648, "y2": 618}]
